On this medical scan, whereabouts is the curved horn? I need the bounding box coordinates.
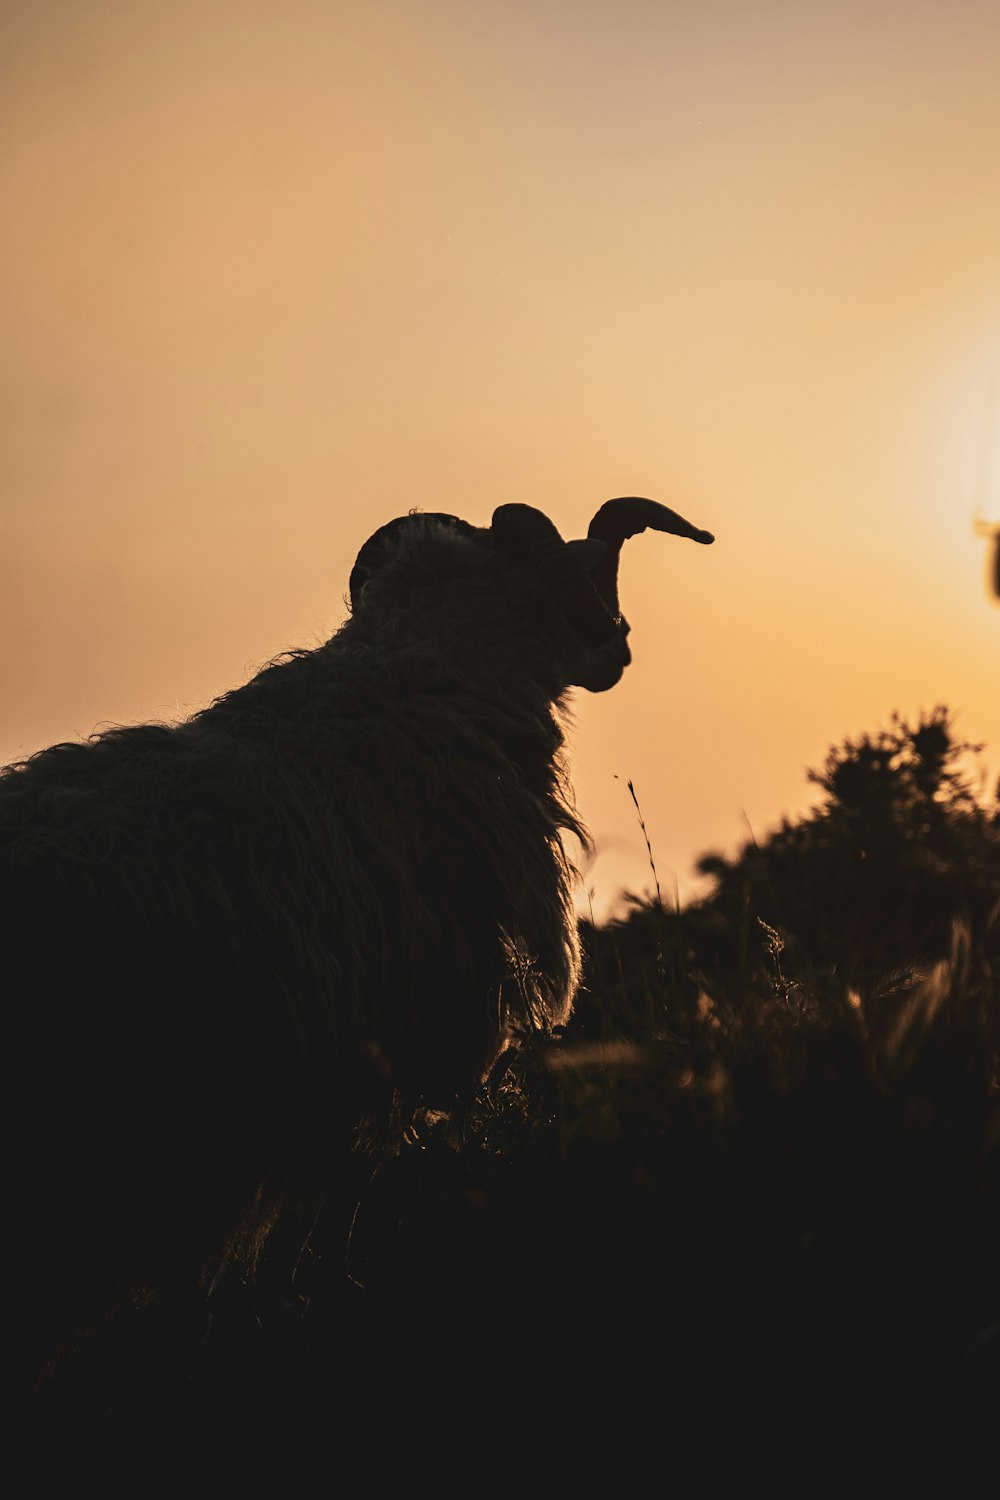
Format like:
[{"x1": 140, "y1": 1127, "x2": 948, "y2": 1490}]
[
  {"x1": 587, "y1": 496, "x2": 714, "y2": 619},
  {"x1": 350, "y1": 512, "x2": 477, "y2": 608},
  {"x1": 491, "y1": 503, "x2": 620, "y2": 648}
]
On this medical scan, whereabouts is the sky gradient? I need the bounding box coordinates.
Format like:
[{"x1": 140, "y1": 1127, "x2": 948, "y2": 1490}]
[{"x1": 2, "y1": 0, "x2": 998, "y2": 919}]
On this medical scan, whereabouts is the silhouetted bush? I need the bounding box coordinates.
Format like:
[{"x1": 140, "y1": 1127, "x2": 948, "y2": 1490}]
[{"x1": 680, "y1": 705, "x2": 999, "y2": 996}]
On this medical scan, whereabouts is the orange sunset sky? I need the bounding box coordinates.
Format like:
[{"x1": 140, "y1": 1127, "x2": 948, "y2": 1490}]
[{"x1": 2, "y1": 0, "x2": 998, "y2": 921}]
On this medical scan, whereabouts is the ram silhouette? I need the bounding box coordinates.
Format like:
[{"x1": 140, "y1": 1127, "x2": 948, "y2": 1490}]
[{"x1": 7, "y1": 496, "x2": 713, "y2": 1391}]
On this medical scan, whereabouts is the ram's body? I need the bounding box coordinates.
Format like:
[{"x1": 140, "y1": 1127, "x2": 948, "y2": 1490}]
[{"x1": 8, "y1": 499, "x2": 712, "y2": 1390}]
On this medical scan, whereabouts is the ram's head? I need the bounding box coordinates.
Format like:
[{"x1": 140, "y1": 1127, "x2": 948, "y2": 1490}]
[{"x1": 348, "y1": 496, "x2": 715, "y2": 692}]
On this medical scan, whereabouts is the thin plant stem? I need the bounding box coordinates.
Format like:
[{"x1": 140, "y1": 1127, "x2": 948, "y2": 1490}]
[{"x1": 627, "y1": 778, "x2": 663, "y2": 911}]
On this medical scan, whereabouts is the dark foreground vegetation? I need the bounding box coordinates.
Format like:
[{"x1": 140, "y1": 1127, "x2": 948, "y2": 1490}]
[{"x1": 29, "y1": 708, "x2": 998, "y2": 1467}]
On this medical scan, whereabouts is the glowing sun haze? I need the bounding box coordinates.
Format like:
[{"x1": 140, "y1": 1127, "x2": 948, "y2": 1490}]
[{"x1": 2, "y1": 0, "x2": 998, "y2": 921}]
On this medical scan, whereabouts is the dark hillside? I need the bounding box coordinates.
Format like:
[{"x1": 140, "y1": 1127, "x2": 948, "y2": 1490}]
[{"x1": 27, "y1": 709, "x2": 999, "y2": 1467}]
